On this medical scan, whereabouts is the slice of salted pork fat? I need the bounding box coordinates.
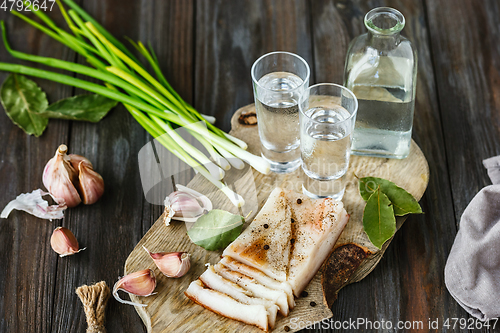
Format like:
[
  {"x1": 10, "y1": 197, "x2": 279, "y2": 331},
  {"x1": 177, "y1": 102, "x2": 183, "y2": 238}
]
[
  {"x1": 223, "y1": 187, "x2": 292, "y2": 282},
  {"x1": 220, "y1": 256, "x2": 295, "y2": 309},
  {"x1": 184, "y1": 280, "x2": 270, "y2": 332},
  {"x1": 286, "y1": 190, "x2": 350, "y2": 297},
  {"x1": 199, "y1": 266, "x2": 279, "y2": 329},
  {"x1": 214, "y1": 263, "x2": 290, "y2": 317}
]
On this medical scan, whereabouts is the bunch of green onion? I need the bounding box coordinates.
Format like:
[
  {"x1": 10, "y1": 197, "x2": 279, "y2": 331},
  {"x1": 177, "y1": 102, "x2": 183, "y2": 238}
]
[{"x1": 0, "y1": 0, "x2": 270, "y2": 207}]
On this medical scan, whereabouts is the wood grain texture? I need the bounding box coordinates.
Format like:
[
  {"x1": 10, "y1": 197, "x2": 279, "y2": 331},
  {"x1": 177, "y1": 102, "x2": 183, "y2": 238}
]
[
  {"x1": 425, "y1": 0, "x2": 500, "y2": 219},
  {"x1": 424, "y1": 1, "x2": 500, "y2": 329},
  {"x1": 124, "y1": 105, "x2": 428, "y2": 333},
  {"x1": 194, "y1": 0, "x2": 313, "y2": 132},
  {"x1": 0, "y1": 7, "x2": 74, "y2": 333}
]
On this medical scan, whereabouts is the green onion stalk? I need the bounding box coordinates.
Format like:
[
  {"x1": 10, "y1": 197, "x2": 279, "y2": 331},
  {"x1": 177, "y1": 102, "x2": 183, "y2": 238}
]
[{"x1": 0, "y1": 0, "x2": 271, "y2": 206}]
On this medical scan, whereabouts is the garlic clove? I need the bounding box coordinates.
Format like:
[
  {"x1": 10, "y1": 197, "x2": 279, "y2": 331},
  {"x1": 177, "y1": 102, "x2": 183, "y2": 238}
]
[
  {"x1": 163, "y1": 184, "x2": 213, "y2": 226},
  {"x1": 68, "y1": 154, "x2": 93, "y2": 170},
  {"x1": 113, "y1": 269, "x2": 156, "y2": 307},
  {"x1": 43, "y1": 145, "x2": 81, "y2": 208},
  {"x1": 170, "y1": 192, "x2": 206, "y2": 218},
  {"x1": 143, "y1": 246, "x2": 191, "y2": 278},
  {"x1": 77, "y1": 161, "x2": 104, "y2": 205},
  {"x1": 176, "y1": 184, "x2": 213, "y2": 212},
  {"x1": 50, "y1": 227, "x2": 85, "y2": 257}
]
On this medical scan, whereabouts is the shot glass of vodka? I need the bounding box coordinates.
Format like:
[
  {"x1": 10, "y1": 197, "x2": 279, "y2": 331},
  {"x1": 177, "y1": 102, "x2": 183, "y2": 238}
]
[
  {"x1": 251, "y1": 52, "x2": 310, "y2": 173},
  {"x1": 299, "y1": 83, "x2": 358, "y2": 199}
]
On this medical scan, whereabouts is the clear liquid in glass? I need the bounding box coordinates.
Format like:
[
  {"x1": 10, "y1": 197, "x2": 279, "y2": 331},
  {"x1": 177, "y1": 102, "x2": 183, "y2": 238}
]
[
  {"x1": 255, "y1": 71, "x2": 304, "y2": 165},
  {"x1": 301, "y1": 105, "x2": 352, "y2": 180},
  {"x1": 346, "y1": 54, "x2": 416, "y2": 159}
]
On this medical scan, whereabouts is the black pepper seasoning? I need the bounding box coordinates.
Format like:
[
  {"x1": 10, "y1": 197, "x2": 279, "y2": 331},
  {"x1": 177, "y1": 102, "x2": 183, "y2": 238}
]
[
  {"x1": 301, "y1": 291, "x2": 309, "y2": 297},
  {"x1": 297, "y1": 198, "x2": 302, "y2": 204},
  {"x1": 263, "y1": 224, "x2": 269, "y2": 229},
  {"x1": 290, "y1": 239, "x2": 295, "y2": 244},
  {"x1": 263, "y1": 245, "x2": 270, "y2": 250},
  {"x1": 284, "y1": 326, "x2": 290, "y2": 332},
  {"x1": 310, "y1": 301, "x2": 317, "y2": 307}
]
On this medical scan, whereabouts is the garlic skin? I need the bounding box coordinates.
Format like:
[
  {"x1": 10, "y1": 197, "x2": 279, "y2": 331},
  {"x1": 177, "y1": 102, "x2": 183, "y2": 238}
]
[
  {"x1": 143, "y1": 246, "x2": 191, "y2": 278},
  {"x1": 113, "y1": 269, "x2": 156, "y2": 307},
  {"x1": 77, "y1": 161, "x2": 104, "y2": 205},
  {"x1": 43, "y1": 145, "x2": 81, "y2": 208},
  {"x1": 50, "y1": 227, "x2": 85, "y2": 257},
  {"x1": 1, "y1": 189, "x2": 66, "y2": 220},
  {"x1": 42, "y1": 144, "x2": 104, "y2": 207},
  {"x1": 163, "y1": 184, "x2": 213, "y2": 226}
]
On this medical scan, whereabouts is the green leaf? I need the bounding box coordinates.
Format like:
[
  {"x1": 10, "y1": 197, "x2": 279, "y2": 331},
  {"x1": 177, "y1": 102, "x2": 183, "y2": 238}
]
[
  {"x1": 0, "y1": 74, "x2": 48, "y2": 137},
  {"x1": 187, "y1": 209, "x2": 243, "y2": 251},
  {"x1": 363, "y1": 186, "x2": 396, "y2": 249},
  {"x1": 359, "y1": 176, "x2": 423, "y2": 216},
  {"x1": 38, "y1": 94, "x2": 118, "y2": 122}
]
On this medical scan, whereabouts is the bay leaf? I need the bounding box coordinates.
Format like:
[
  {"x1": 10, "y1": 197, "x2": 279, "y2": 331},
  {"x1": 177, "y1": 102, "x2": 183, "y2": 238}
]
[
  {"x1": 0, "y1": 74, "x2": 48, "y2": 137},
  {"x1": 187, "y1": 209, "x2": 243, "y2": 251},
  {"x1": 363, "y1": 186, "x2": 396, "y2": 249},
  {"x1": 38, "y1": 94, "x2": 118, "y2": 122},
  {"x1": 359, "y1": 176, "x2": 423, "y2": 216}
]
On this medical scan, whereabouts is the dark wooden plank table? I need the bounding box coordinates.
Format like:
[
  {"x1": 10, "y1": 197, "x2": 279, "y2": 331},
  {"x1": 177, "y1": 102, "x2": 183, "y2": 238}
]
[{"x1": 0, "y1": 0, "x2": 499, "y2": 332}]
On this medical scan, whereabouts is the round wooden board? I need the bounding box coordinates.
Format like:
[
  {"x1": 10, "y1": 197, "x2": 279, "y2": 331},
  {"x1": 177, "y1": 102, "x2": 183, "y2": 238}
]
[{"x1": 124, "y1": 104, "x2": 429, "y2": 333}]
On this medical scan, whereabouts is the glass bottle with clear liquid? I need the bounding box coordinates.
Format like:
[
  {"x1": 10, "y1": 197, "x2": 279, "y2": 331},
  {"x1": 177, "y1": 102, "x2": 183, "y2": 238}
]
[{"x1": 344, "y1": 7, "x2": 417, "y2": 159}]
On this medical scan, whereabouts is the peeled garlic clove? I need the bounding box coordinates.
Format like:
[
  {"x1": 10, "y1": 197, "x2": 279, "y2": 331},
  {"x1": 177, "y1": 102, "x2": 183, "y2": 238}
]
[
  {"x1": 113, "y1": 269, "x2": 156, "y2": 307},
  {"x1": 68, "y1": 154, "x2": 93, "y2": 170},
  {"x1": 163, "y1": 184, "x2": 213, "y2": 226},
  {"x1": 50, "y1": 227, "x2": 85, "y2": 257},
  {"x1": 77, "y1": 161, "x2": 104, "y2": 205},
  {"x1": 43, "y1": 145, "x2": 81, "y2": 208},
  {"x1": 144, "y1": 246, "x2": 191, "y2": 278}
]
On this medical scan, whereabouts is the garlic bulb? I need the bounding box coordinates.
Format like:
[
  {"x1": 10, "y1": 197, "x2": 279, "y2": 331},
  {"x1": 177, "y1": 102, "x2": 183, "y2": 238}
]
[
  {"x1": 43, "y1": 145, "x2": 104, "y2": 207},
  {"x1": 50, "y1": 227, "x2": 85, "y2": 257},
  {"x1": 143, "y1": 246, "x2": 191, "y2": 278},
  {"x1": 43, "y1": 145, "x2": 81, "y2": 208},
  {"x1": 113, "y1": 269, "x2": 156, "y2": 307},
  {"x1": 163, "y1": 184, "x2": 212, "y2": 226}
]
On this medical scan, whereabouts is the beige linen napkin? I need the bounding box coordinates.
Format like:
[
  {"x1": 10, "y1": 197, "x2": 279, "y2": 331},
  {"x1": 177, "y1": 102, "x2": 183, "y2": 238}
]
[{"x1": 444, "y1": 156, "x2": 500, "y2": 320}]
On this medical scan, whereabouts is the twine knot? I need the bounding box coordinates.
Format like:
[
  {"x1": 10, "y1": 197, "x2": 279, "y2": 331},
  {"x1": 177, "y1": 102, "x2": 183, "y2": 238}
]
[{"x1": 76, "y1": 281, "x2": 110, "y2": 333}]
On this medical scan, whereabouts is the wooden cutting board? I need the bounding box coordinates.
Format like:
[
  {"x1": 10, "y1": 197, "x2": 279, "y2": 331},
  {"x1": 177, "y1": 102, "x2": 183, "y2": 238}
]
[{"x1": 124, "y1": 104, "x2": 429, "y2": 333}]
